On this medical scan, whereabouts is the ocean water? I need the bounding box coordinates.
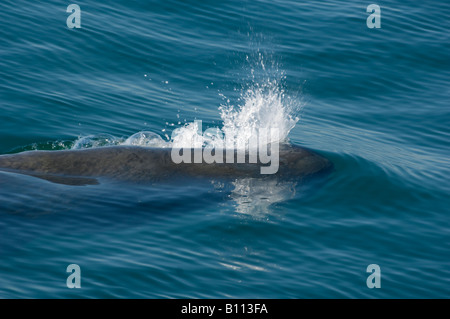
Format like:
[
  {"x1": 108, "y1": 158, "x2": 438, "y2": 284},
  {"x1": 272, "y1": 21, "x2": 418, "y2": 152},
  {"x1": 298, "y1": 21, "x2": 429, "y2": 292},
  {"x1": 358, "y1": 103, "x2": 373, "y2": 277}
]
[{"x1": 0, "y1": 0, "x2": 449, "y2": 298}]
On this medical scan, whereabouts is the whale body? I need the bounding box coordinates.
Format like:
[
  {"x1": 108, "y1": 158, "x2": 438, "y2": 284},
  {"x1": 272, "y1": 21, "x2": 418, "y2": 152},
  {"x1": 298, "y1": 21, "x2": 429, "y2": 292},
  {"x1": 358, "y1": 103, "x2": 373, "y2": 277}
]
[{"x1": 0, "y1": 144, "x2": 331, "y2": 185}]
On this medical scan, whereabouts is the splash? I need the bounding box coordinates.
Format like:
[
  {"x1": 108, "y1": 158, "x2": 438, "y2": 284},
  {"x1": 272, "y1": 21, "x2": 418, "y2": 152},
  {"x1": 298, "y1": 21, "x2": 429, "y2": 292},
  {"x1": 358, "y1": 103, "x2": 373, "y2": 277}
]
[
  {"x1": 170, "y1": 54, "x2": 301, "y2": 149},
  {"x1": 218, "y1": 78, "x2": 299, "y2": 149},
  {"x1": 72, "y1": 134, "x2": 122, "y2": 149},
  {"x1": 123, "y1": 131, "x2": 169, "y2": 148},
  {"x1": 67, "y1": 76, "x2": 300, "y2": 151},
  {"x1": 67, "y1": 56, "x2": 302, "y2": 151}
]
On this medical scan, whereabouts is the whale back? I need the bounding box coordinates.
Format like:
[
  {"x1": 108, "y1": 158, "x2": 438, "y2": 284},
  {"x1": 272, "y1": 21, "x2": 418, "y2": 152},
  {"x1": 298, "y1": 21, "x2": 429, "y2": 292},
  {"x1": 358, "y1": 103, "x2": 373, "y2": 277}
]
[{"x1": 0, "y1": 144, "x2": 331, "y2": 184}]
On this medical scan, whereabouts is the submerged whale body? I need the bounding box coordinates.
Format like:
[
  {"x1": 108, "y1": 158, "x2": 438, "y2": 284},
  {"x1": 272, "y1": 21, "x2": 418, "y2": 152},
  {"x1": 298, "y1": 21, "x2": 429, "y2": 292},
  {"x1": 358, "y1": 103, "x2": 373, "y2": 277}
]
[{"x1": 0, "y1": 144, "x2": 331, "y2": 185}]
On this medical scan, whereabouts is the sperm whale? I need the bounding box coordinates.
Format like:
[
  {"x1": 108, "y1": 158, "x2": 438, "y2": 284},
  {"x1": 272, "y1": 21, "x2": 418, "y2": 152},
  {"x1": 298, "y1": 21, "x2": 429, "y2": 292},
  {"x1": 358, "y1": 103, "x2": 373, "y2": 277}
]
[{"x1": 0, "y1": 144, "x2": 331, "y2": 185}]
